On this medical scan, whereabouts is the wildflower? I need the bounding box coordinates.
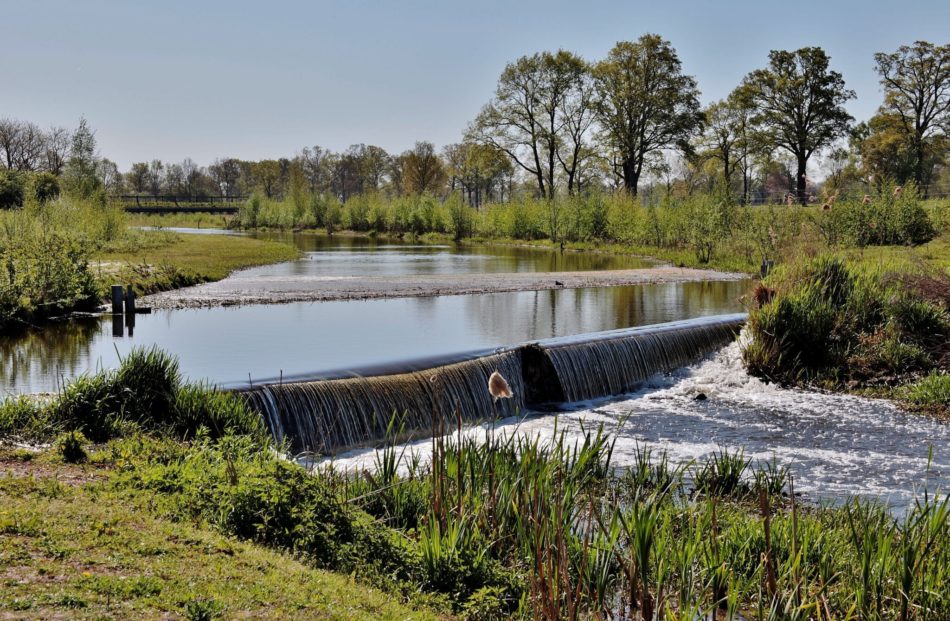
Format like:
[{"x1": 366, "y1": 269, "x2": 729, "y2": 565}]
[{"x1": 488, "y1": 371, "x2": 513, "y2": 401}]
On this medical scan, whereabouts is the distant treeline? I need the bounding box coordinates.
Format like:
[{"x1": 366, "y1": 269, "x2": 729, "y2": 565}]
[{"x1": 2, "y1": 37, "x2": 948, "y2": 208}]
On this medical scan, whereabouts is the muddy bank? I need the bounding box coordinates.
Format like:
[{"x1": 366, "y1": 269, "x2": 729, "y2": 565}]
[{"x1": 144, "y1": 267, "x2": 749, "y2": 309}]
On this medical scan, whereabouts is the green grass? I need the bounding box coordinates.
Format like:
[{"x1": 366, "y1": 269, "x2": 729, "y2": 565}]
[
  {"x1": 743, "y1": 254, "x2": 949, "y2": 418},
  {"x1": 125, "y1": 212, "x2": 239, "y2": 229},
  {"x1": 2, "y1": 378, "x2": 949, "y2": 619},
  {"x1": 0, "y1": 347, "x2": 265, "y2": 444},
  {"x1": 903, "y1": 372, "x2": 950, "y2": 407},
  {"x1": 92, "y1": 231, "x2": 300, "y2": 296},
  {"x1": 0, "y1": 459, "x2": 437, "y2": 620}
]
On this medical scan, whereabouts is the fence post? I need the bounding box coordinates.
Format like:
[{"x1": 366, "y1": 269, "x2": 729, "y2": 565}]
[
  {"x1": 124, "y1": 285, "x2": 136, "y2": 314},
  {"x1": 111, "y1": 285, "x2": 124, "y2": 314}
]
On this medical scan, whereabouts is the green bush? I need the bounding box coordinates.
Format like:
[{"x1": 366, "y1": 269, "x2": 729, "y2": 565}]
[
  {"x1": 30, "y1": 172, "x2": 60, "y2": 204},
  {"x1": 54, "y1": 430, "x2": 88, "y2": 463},
  {"x1": 745, "y1": 256, "x2": 949, "y2": 387},
  {"x1": 0, "y1": 169, "x2": 25, "y2": 209},
  {"x1": 0, "y1": 347, "x2": 263, "y2": 443}
]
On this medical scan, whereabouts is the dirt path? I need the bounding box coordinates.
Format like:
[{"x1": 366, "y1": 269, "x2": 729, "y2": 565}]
[{"x1": 144, "y1": 267, "x2": 750, "y2": 309}]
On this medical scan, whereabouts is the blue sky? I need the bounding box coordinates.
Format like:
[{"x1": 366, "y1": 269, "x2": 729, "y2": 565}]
[{"x1": 2, "y1": 0, "x2": 948, "y2": 168}]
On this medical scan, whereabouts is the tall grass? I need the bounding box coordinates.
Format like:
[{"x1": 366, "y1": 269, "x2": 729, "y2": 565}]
[
  {"x1": 0, "y1": 346, "x2": 264, "y2": 443},
  {"x1": 744, "y1": 255, "x2": 950, "y2": 391}
]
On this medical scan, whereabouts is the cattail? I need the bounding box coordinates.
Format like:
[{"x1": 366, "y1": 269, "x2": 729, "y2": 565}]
[
  {"x1": 862, "y1": 194, "x2": 872, "y2": 205},
  {"x1": 488, "y1": 371, "x2": 513, "y2": 401}
]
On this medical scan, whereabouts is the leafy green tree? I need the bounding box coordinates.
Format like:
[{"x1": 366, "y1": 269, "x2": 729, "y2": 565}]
[
  {"x1": 63, "y1": 118, "x2": 103, "y2": 199},
  {"x1": 399, "y1": 141, "x2": 446, "y2": 195},
  {"x1": 741, "y1": 47, "x2": 854, "y2": 204},
  {"x1": 873, "y1": 41, "x2": 950, "y2": 193},
  {"x1": 592, "y1": 34, "x2": 703, "y2": 196},
  {"x1": 469, "y1": 50, "x2": 592, "y2": 198}
]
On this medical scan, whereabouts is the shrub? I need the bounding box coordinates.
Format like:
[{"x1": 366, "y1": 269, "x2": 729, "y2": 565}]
[
  {"x1": 744, "y1": 255, "x2": 949, "y2": 388},
  {"x1": 3, "y1": 347, "x2": 265, "y2": 444},
  {"x1": 54, "y1": 430, "x2": 88, "y2": 463},
  {"x1": 30, "y1": 172, "x2": 60, "y2": 204},
  {"x1": 0, "y1": 169, "x2": 25, "y2": 209}
]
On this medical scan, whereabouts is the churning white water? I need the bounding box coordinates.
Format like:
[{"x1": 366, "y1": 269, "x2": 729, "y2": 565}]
[{"x1": 325, "y1": 340, "x2": 949, "y2": 513}]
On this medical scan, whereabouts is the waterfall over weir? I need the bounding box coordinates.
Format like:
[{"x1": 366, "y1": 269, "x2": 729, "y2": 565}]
[{"x1": 238, "y1": 313, "x2": 746, "y2": 454}]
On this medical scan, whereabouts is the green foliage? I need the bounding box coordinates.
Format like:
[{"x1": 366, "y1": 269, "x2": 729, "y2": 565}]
[
  {"x1": 813, "y1": 181, "x2": 935, "y2": 247},
  {"x1": 744, "y1": 255, "x2": 949, "y2": 388},
  {"x1": 54, "y1": 430, "x2": 88, "y2": 463},
  {"x1": 0, "y1": 169, "x2": 25, "y2": 209},
  {"x1": 183, "y1": 598, "x2": 224, "y2": 621},
  {"x1": 693, "y1": 447, "x2": 751, "y2": 498},
  {"x1": 903, "y1": 372, "x2": 950, "y2": 407},
  {"x1": 0, "y1": 347, "x2": 264, "y2": 444},
  {"x1": 30, "y1": 172, "x2": 60, "y2": 204}
]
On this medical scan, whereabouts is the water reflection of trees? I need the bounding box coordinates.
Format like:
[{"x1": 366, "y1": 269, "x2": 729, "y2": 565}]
[
  {"x1": 0, "y1": 319, "x2": 100, "y2": 392},
  {"x1": 461, "y1": 281, "x2": 751, "y2": 345}
]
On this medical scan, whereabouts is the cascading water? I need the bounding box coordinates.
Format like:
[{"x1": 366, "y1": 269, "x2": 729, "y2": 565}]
[
  {"x1": 535, "y1": 314, "x2": 746, "y2": 402},
  {"x1": 239, "y1": 314, "x2": 747, "y2": 454},
  {"x1": 241, "y1": 350, "x2": 525, "y2": 453}
]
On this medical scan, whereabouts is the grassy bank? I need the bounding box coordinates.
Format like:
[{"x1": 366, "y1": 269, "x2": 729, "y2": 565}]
[
  {"x1": 0, "y1": 197, "x2": 298, "y2": 332},
  {"x1": 0, "y1": 452, "x2": 437, "y2": 620},
  {"x1": 130, "y1": 186, "x2": 949, "y2": 275},
  {"x1": 93, "y1": 231, "x2": 299, "y2": 297},
  {"x1": 2, "y1": 348, "x2": 948, "y2": 619},
  {"x1": 744, "y1": 255, "x2": 950, "y2": 418}
]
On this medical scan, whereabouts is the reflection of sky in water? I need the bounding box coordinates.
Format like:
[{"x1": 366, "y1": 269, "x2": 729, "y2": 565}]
[
  {"x1": 329, "y1": 341, "x2": 950, "y2": 515},
  {"x1": 0, "y1": 281, "x2": 749, "y2": 394}
]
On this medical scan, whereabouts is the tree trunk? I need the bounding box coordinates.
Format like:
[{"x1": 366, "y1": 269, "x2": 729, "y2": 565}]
[
  {"x1": 796, "y1": 155, "x2": 807, "y2": 205},
  {"x1": 622, "y1": 159, "x2": 640, "y2": 197}
]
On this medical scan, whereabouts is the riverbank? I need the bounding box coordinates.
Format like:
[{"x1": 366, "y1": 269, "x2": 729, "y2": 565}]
[
  {"x1": 1, "y1": 357, "x2": 946, "y2": 619},
  {"x1": 92, "y1": 230, "x2": 300, "y2": 298},
  {"x1": 0, "y1": 447, "x2": 437, "y2": 620}
]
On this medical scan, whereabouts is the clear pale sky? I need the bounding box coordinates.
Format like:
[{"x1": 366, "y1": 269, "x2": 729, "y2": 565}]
[{"x1": 2, "y1": 0, "x2": 948, "y2": 169}]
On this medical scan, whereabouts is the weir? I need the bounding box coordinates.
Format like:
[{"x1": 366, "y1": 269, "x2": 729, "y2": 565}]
[{"x1": 238, "y1": 313, "x2": 746, "y2": 454}]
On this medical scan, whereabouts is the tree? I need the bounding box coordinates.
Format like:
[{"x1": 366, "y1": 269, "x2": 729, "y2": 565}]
[
  {"x1": 0, "y1": 119, "x2": 45, "y2": 171},
  {"x1": 209, "y1": 158, "x2": 243, "y2": 197},
  {"x1": 700, "y1": 96, "x2": 747, "y2": 191},
  {"x1": 873, "y1": 41, "x2": 950, "y2": 193},
  {"x1": 592, "y1": 35, "x2": 703, "y2": 196},
  {"x1": 0, "y1": 169, "x2": 24, "y2": 209},
  {"x1": 127, "y1": 162, "x2": 150, "y2": 194},
  {"x1": 742, "y1": 47, "x2": 854, "y2": 204},
  {"x1": 360, "y1": 145, "x2": 391, "y2": 191},
  {"x1": 43, "y1": 127, "x2": 71, "y2": 175},
  {"x1": 468, "y1": 50, "x2": 592, "y2": 198},
  {"x1": 399, "y1": 141, "x2": 446, "y2": 195},
  {"x1": 63, "y1": 118, "x2": 102, "y2": 198}
]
